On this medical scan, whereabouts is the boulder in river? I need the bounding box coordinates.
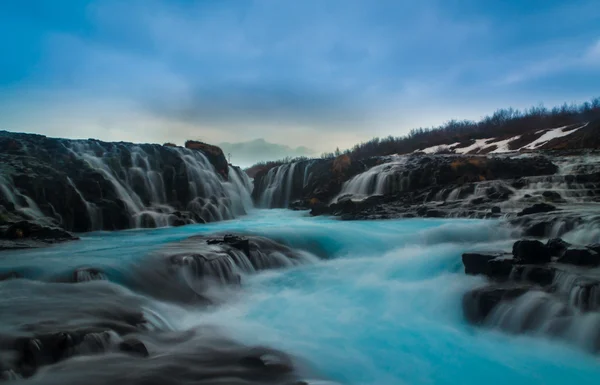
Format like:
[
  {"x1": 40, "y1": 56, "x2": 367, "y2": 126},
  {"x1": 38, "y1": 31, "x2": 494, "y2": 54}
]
[
  {"x1": 512, "y1": 240, "x2": 551, "y2": 263},
  {"x1": 558, "y1": 248, "x2": 600, "y2": 267},
  {"x1": 516, "y1": 203, "x2": 557, "y2": 217}
]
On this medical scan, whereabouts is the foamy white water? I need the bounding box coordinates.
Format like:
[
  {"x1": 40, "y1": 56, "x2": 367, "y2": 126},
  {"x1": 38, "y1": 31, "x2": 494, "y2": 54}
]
[{"x1": 2, "y1": 210, "x2": 600, "y2": 384}]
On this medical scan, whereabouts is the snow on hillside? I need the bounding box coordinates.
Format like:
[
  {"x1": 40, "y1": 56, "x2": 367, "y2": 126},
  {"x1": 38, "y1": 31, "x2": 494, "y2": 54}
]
[
  {"x1": 454, "y1": 138, "x2": 496, "y2": 154},
  {"x1": 415, "y1": 122, "x2": 588, "y2": 155},
  {"x1": 420, "y1": 142, "x2": 460, "y2": 154},
  {"x1": 520, "y1": 123, "x2": 588, "y2": 150}
]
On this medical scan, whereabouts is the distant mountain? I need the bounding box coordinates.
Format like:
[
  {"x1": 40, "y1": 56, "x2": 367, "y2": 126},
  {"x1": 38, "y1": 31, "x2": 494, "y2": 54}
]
[{"x1": 218, "y1": 138, "x2": 315, "y2": 167}]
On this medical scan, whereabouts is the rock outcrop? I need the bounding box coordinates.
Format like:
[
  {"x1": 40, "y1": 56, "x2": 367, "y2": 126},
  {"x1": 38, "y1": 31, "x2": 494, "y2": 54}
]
[
  {"x1": 0, "y1": 131, "x2": 253, "y2": 240},
  {"x1": 0, "y1": 220, "x2": 78, "y2": 250},
  {"x1": 461, "y1": 237, "x2": 600, "y2": 353}
]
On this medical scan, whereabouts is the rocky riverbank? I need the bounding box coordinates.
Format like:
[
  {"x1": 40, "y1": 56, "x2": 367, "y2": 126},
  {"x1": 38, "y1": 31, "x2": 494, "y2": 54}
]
[
  {"x1": 0, "y1": 232, "x2": 320, "y2": 382},
  {"x1": 462, "y1": 236, "x2": 600, "y2": 353}
]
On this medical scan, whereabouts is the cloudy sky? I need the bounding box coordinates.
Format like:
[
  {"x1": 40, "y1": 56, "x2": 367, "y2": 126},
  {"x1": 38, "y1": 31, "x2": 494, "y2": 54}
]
[{"x1": 1, "y1": 0, "x2": 599, "y2": 166}]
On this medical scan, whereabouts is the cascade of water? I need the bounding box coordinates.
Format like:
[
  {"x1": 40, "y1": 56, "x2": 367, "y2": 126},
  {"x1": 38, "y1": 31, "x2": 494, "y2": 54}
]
[
  {"x1": 56, "y1": 140, "x2": 253, "y2": 229},
  {"x1": 66, "y1": 177, "x2": 102, "y2": 230},
  {"x1": 258, "y1": 161, "x2": 315, "y2": 208},
  {"x1": 225, "y1": 166, "x2": 254, "y2": 215},
  {"x1": 0, "y1": 175, "x2": 54, "y2": 225},
  {"x1": 333, "y1": 157, "x2": 409, "y2": 202},
  {"x1": 303, "y1": 160, "x2": 316, "y2": 188}
]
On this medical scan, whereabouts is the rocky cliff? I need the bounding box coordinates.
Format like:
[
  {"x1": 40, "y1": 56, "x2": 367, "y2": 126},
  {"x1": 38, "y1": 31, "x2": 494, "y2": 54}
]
[{"x1": 0, "y1": 131, "x2": 253, "y2": 247}]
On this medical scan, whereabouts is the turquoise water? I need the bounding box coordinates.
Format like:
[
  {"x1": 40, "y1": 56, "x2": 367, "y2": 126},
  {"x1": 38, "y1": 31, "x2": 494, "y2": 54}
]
[{"x1": 2, "y1": 210, "x2": 600, "y2": 384}]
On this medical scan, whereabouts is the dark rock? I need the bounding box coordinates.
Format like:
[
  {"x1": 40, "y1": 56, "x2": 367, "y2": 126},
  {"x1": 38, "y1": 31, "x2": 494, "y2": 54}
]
[
  {"x1": 289, "y1": 200, "x2": 310, "y2": 211},
  {"x1": 462, "y1": 252, "x2": 513, "y2": 278},
  {"x1": 146, "y1": 233, "x2": 314, "y2": 303},
  {"x1": 546, "y1": 238, "x2": 571, "y2": 257},
  {"x1": 425, "y1": 209, "x2": 445, "y2": 218},
  {"x1": 0, "y1": 220, "x2": 78, "y2": 250},
  {"x1": 171, "y1": 218, "x2": 187, "y2": 227},
  {"x1": 491, "y1": 206, "x2": 501, "y2": 214},
  {"x1": 542, "y1": 190, "x2": 563, "y2": 202},
  {"x1": 207, "y1": 234, "x2": 251, "y2": 255},
  {"x1": 470, "y1": 197, "x2": 487, "y2": 205},
  {"x1": 416, "y1": 206, "x2": 428, "y2": 216},
  {"x1": 463, "y1": 285, "x2": 532, "y2": 324},
  {"x1": 184, "y1": 140, "x2": 228, "y2": 178},
  {"x1": 14, "y1": 329, "x2": 113, "y2": 376},
  {"x1": 0, "y1": 271, "x2": 22, "y2": 281},
  {"x1": 0, "y1": 131, "x2": 246, "y2": 233},
  {"x1": 523, "y1": 221, "x2": 551, "y2": 237},
  {"x1": 309, "y1": 203, "x2": 330, "y2": 216},
  {"x1": 587, "y1": 243, "x2": 600, "y2": 255},
  {"x1": 252, "y1": 153, "x2": 559, "y2": 212},
  {"x1": 517, "y1": 203, "x2": 557, "y2": 217},
  {"x1": 4, "y1": 221, "x2": 77, "y2": 242},
  {"x1": 119, "y1": 338, "x2": 149, "y2": 358},
  {"x1": 558, "y1": 248, "x2": 600, "y2": 267},
  {"x1": 512, "y1": 240, "x2": 551, "y2": 264},
  {"x1": 510, "y1": 265, "x2": 556, "y2": 286},
  {"x1": 73, "y1": 267, "x2": 107, "y2": 282}
]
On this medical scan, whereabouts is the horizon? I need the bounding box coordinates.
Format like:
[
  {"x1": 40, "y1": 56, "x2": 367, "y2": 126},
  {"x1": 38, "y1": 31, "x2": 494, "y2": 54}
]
[{"x1": 1, "y1": 0, "x2": 599, "y2": 166}]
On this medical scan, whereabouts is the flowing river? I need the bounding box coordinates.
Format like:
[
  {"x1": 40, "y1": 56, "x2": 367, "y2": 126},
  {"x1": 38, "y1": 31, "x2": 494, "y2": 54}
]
[{"x1": 1, "y1": 210, "x2": 599, "y2": 384}]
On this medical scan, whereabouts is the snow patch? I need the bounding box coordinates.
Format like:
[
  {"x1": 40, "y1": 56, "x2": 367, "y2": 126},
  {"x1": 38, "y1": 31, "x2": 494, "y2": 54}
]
[
  {"x1": 454, "y1": 138, "x2": 495, "y2": 154},
  {"x1": 520, "y1": 123, "x2": 588, "y2": 150},
  {"x1": 488, "y1": 135, "x2": 522, "y2": 153},
  {"x1": 417, "y1": 142, "x2": 460, "y2": 154}
]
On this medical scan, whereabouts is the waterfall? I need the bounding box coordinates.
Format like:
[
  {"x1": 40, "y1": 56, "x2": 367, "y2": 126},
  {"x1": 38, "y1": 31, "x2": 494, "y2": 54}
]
[
  {"x1": 333, "y1": 157, "x2": 409, "y2": 202},
  {"x1": 0, "y1": 134, "x2": 254, "y2": 231},
  {"x1": 0, "y1": 175, "x2": 54, "y2": 226},
  {"x1": 226, "y1": 166, "x2": 254, "y2": 215},
  {"x1": 258, "y1": 160, "x2": 315, "y2": 208},
  {"x1": 66, "y1": 177, "x2": 103, "y2": 230}
]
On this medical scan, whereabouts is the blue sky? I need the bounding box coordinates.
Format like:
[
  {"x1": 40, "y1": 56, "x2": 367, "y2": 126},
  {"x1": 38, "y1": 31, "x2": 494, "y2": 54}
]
[{"x1": 1, "y1": 0, "x2": 599, "y2": 165}]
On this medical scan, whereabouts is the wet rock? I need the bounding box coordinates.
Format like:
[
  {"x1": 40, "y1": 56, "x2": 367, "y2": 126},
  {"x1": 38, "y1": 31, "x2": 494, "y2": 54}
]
[
  {"x1": 516, "y1": 203, "x2": 557, "y2": 217},
  {"x1": 558, "y1": 248, "x2": 600, "y2": 267},
  {"x1": 207, "y1": 234, "x2": 251, "y2": 255},
  {"x1": 587, "y1": 243, "x2": 600, "y2": 255},
  {"x1": 171, "y1": 218, "x2": 187, "y2": 227},
  {"x1": 491, "y1": 206, "x2": 501, "y2": 214},
  {"x1": 153, "y1": 233, "x2": 314, "y2": 300},
  {"x1": 13, "y1": 329, "x2": 113, "y2": 377},
  {"x1": 184, "y1": 140, "x2": 228, "y2": 178},
  {"x1": 512, "y1": 240, "x2": 551, "y2": 263},
  {"x1": 424, "y1": 209, "x2": 445, "y2": 218},
  {"x1": 0, "y1": 221, "x2": 78, "y2": 250},
  {"x1": 309, "y1": 202, "x2": 330, "y2": 216},
  {"x1": 3, "y1": 221, "x2": 77, "y2": 242},
  {"x1": 73, "y1": 267, "x2": 107, "y2": 283},
  {"x1": 510, "y1": 265, "x2": 556, "y2": 286},
  {"x1": 542, "y1": 190, "x2": 564, "y2": 202},
  {"x1": 546, "y1": 238, "x2": 571, "y2": 257},
  {"x1": 463, "y1": 285, "x2": 532, "y2": 324},
  {"x1": 462, "y1": 252, "x2": 514, "y2": 278},
  {"x1": 0, "y1": 131, "x2": 247, "y2": 233},
  {"x1": 118, "y1": 338, "x2": 149, "y2": 358},
  {"x1": 0, "y1": 271, "x2": 22, "y2": 281}
]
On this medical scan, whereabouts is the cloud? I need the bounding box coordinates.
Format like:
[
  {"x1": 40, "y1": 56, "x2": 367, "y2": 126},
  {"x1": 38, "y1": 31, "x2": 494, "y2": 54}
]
[
  {"x1": 217, "y1": 138, "x2": 316, "y2": 167},
  {"x1": 141, "y1": 82, "x2": 368, "y2": 130},
  {"x1": 1, "y1": 0, "x2": 599, "y2": 155},
  {"x1": 584, "y1": 38, "x2": 600, "y2": 63},
  {"x1": 494, "y1": 38, "x2": 600, "y2": 86}
]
